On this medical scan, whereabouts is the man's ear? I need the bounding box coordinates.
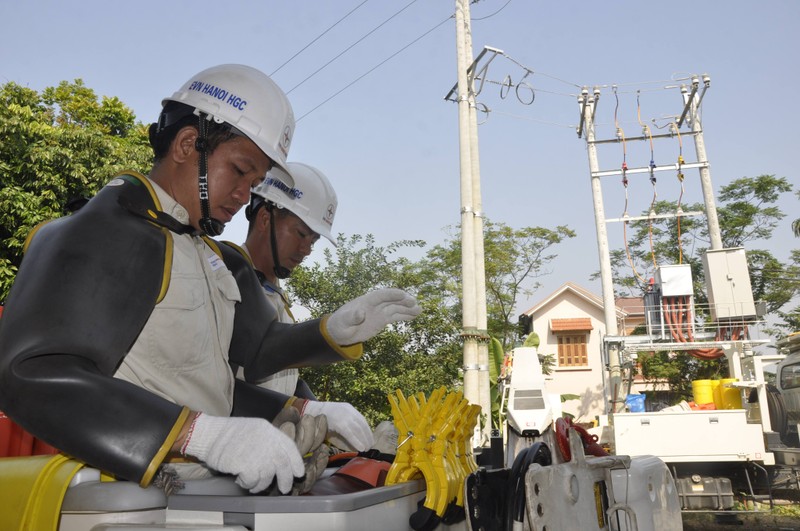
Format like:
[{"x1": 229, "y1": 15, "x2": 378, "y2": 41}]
[
  {"x1": 172, "y1": 126, "x2": 198, "y2": 164},
  {"x1": 259, "y1": 204, "x2": 273, "y2": 231}
]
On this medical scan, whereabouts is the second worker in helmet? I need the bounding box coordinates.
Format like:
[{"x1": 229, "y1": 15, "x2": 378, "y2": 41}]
[{"x1": 234, "y1": 162, "x2": 417, "y2": 458}]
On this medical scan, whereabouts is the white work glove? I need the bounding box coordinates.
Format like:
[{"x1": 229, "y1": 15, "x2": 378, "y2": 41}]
[
  {"x1": 182, "y1": 413, "x2": 305, "y2": 494},
  {"x1": 326, "y1": 288, "x2": 421, "y2": 346},
  {"x1": 303, "y1": 401, "x2": 375, "y2": 452}
]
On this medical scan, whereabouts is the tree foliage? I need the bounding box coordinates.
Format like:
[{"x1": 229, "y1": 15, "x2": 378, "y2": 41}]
[
  {"x1": 0, "y1": 79, "x2": 152, "y2": 299},
  {"x1": 793, "y1": 189, "x2": 800, "y2": 238},
  {"x1": 286, "y1": 221, "x2": 577, "y2": 425},
  {"x1": 418, "y1": 220, "x2": 576, "y2": 351},
  {"x1": 287, "y1": 234, "x2": 463, "y2": 426},
  {"x1": 638, "y1": 350, "x2": 727, "y2": 403}
]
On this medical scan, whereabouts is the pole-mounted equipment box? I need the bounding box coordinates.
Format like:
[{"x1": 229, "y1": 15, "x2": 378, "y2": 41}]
[{"x1": 702, "y1": 247, "x2": 756, "y2": 321}]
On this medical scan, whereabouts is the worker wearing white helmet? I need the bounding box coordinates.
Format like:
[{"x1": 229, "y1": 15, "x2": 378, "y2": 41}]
[
  {"x1": 0, "y1": 64, "x2": 373, "y2": 495},
  {"x1": 230, "y1": 162, "x2": 422, "y2": 456},
  {"x1": 247, "y1": 162, "x2": 337, "y2": 286},
  {"x1": 150, "y1": 63, "x2": 295, "y2": 237}
]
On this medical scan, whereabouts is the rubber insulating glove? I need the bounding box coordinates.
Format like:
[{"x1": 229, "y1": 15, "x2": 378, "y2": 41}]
[
  {"x1": 303, "y1": 401, "x2": 375, "y2": 452},
  {"x1": 182, "y1": 413, "x2": 305, "y2": 494},
  {"x1": 273, "y1": 407, "x2": 330, "y2": 494},
  {"x1": 326, "y1": 288, "x2": 421, "y2": 346}
]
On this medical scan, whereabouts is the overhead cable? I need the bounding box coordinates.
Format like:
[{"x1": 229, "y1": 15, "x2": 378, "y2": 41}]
[
  {"x1": 287, "y1": 0, "x2": 422, "y2": 95},
  {"x1": 271, "y1": 0, "x2": 371, "y2": 77},
  {"x1": 297, "y1": 15, "x2": 451, "y2": 122},
  {"x1": 471, "y1": 0, "x2": 513, "y2": 21}
]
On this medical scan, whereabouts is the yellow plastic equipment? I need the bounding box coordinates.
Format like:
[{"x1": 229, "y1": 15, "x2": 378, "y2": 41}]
[
  {"x1": 0, "y1": 454, "x2": 86, "y2": 531},
  {"x1": 386, "y1": 387, "x2": 480, "y2": 521}
]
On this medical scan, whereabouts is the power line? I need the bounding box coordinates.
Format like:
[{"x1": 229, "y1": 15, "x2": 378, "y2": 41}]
[
  {"x1": 498, "y1": 52, "x2": 582, "y2": 90},
  {"x1": 481, "y1": 108, "x2": 576, "y2": 130},
  {"x1": 471, "y1": 0, "x2": 513, "y2": 21},
  {"x1": 286, "y1": 0, "x2": 422, "y2": 95},
  {"x1": 271, "y1": 0, "x2": 371, "y2": 77},
  {"x1": 297, "y1": 15, "x2": 451, "y2": 122}
]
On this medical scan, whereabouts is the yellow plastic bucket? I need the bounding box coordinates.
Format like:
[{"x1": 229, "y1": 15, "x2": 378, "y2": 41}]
[
  {"x1": 711, "y1": 380, "x2": 722, "y2": 409},
  {"x1": 719, "y1": 378, "x2": 742, "y2": 409},
  {"x1": 692, "y1": 379, "x2": 715, "y2": 405}
]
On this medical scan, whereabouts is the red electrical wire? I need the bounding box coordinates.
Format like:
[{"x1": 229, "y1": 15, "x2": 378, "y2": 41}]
[{"x1": 662, "y1": 295, "x2": 724, "y2": 359}]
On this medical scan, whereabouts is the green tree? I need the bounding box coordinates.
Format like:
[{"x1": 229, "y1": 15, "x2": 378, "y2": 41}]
[
  {"x1": 286, "y1": 221, "x2": 576, "y2": 426},
  {"x1": 638, "y1": 350, "x2": 727, "y2": 403},
  {"x1": 0, "y1": 79, "x2": 151, "y2": 299},
  {"x1": 287, "y1": 234, "x2": 463, "y2": 426},
  {"x1": 793, "y1": 189, "x2": 800, "y2": 237},
  {"x1": 774, "y1": 249, "x2": 800, "y2": 333},
  {"x1": 418, "y1": 220, "x2": 576, "y2": 351}
]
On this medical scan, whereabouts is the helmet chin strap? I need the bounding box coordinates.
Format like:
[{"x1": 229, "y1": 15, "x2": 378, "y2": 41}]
[
  {"x1": 267, "y1": 203, "x2": 291, "y2": 279},
  {"x1": 196, "y1": 112, "x2": 224, "y2": 237}
]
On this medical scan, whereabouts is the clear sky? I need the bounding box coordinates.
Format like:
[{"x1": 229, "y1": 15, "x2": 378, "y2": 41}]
[{"x1": 1, "y1": 1, "x2": 797, "y2": 317}]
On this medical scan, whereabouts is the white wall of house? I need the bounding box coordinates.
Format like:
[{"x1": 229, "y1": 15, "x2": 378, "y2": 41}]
[{"x1": 528, "y1": 285, "x2": 609, "y2": 423}]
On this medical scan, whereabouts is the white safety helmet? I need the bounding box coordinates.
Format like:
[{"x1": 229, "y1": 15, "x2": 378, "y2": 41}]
[
  {"x1": 251, "y1": 162, "x2": 338, "y2": 244},
  {"x1": 162, "y1": 64, "x2": 295, "y2": 172}
]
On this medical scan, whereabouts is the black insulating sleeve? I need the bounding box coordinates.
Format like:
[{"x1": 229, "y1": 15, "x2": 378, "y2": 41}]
[
  {"x1": 294, "y1": 378, "x2": 318, "y2": 401},
  {"x1": 5, "y1": 353, "x2": 182, "y2": 482},
  {"x1": 0, "y1": 173, "x2": 184, "y2": 484},
  {"x1": 231, "y1": 379, "x2": 291, "y2": 421},
  {"x1": 218, "y1": 242, "x2": 351, "y2": 381}
]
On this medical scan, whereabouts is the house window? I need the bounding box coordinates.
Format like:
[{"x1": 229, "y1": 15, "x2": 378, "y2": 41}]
[{"x1": 557, "y1": 333, "x2": 588, "y2": 367}]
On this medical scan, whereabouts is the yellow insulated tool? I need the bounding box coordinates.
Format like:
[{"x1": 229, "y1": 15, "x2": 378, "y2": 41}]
[
  {"x1": 430, "y1": 391, "x2": 462, "y2": 509},
  {"x1": 386, "y1": 387, "x2": 482, "y2": 524},
  {"x1": 442, "y1": 396, "x2": 471, "y2": 508},
  {"x1": 456, "y1": 404, "x2": 481, "y2": 475},
  {"x1": 386, "y1": 390, "x2": 418, "y2": 485}
]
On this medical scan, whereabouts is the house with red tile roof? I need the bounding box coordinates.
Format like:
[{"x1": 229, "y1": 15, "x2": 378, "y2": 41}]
[{"x1": 519, "y1": 282, "x2": 652, "y2": 422}]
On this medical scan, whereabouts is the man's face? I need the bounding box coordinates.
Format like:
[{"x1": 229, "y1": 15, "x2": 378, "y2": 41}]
[
  {"x1": 270, "y1": 210, "x2": 320, "y2": 272},
  {"x1": 200, "y1": 136, "x2": 272, "y2": 226}
]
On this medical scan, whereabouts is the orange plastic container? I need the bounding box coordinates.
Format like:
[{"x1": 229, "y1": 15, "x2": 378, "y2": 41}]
[
  {"x1": 0, "y1": 412, "x2": 59, "y2": 457},
  {"x1": 688, "y1": 401, "x2": 717, "y2": 411},
  {"x1": 0, "y1": 306, "x2": 59, "y2": 457}
]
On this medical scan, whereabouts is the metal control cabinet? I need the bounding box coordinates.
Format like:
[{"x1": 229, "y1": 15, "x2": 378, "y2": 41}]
[
  {"x1": 702, "y1": 247, "x2": 756, "y2": 321},
  {"x1": 655, "y1": 264, "x2": 694, "y2": 297},
  {"x1": 646, "y1": 264, "x2": 694, "y2": 338}
]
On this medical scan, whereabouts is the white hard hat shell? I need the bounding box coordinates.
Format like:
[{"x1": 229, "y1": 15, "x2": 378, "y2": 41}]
[
  {"x1": 252, "y1": 162, "x2": 338, "y2": 244},
  {"x1": 164, "y1": 64, "x2": 295, "y2": 172}
]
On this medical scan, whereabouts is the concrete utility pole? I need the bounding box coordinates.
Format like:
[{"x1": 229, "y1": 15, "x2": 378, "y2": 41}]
[
  {"x1": 454, "y1": 0, "x2": 491, "y2": 446},
  {"x1": 580, "y1": 88, "x2": 623, "y2": 413},
  {"x1": 682, "y1": 76, "x2": 722, "y2": 250}
]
